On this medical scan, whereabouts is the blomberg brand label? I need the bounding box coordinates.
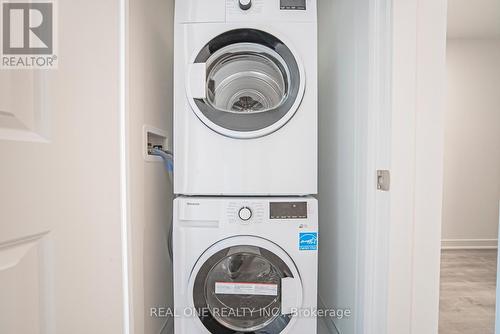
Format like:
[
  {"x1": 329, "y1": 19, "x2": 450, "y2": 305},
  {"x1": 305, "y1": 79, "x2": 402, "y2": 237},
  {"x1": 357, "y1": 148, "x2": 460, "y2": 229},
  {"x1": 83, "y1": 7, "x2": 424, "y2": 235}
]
[
  {"x1": 215, "y1": 282, "x2": 278, "y2": 296},
  {"x1": 1, "y1": 0, "x2": 58, "y2": 69}
]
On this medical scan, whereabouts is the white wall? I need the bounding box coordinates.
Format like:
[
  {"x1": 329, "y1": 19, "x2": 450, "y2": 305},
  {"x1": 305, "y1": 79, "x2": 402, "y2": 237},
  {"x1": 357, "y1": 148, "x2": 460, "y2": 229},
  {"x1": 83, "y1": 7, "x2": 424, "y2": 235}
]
[
  {"x1": 317, "y1": 0, "x2": 356, "y2": 330},
  {"x1": 442, "y1": 39, "x2": 500, "y2": 249},
  {"x1": 128, "y1": 0, "x2": 175, "y2": 333},
  {"x1": 317, "y1": 0, "x2": 371, "y2": 332}
]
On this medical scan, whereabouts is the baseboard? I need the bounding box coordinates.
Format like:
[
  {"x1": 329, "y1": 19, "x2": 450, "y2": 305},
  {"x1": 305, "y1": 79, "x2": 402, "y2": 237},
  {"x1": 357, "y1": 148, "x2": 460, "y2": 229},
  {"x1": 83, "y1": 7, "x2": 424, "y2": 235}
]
[{"x1": 441, "y1": 238, "x2": 498, "y2": 250}]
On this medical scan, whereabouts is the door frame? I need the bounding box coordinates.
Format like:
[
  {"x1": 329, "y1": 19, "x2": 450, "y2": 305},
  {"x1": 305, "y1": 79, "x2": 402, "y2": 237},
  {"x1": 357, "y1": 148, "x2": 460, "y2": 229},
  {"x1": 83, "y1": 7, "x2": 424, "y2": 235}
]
[{"x1": 361, "y1": 0, "x2": 447, "y2": 333}]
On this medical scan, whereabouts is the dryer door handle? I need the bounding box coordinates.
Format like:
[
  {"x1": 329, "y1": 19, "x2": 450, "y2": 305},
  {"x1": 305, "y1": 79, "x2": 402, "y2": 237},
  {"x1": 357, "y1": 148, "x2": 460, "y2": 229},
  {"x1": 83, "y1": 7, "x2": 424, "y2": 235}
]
[
  {"x1": 281, "y1": 277, "x2": 299, "y2": 315},
  {"x1": 187, "y1": 63, "x2": 207, "y2": 99}
]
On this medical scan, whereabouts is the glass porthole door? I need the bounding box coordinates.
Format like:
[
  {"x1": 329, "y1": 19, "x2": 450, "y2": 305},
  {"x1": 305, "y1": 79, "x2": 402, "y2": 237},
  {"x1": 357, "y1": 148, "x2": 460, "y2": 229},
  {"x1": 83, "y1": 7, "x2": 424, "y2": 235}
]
[
  {"x1": 189, "y1": 238, "x2": 302, "y2": 333},
  {"x1": 187, "y1": 29, "x2": 305, "y2": 139}
]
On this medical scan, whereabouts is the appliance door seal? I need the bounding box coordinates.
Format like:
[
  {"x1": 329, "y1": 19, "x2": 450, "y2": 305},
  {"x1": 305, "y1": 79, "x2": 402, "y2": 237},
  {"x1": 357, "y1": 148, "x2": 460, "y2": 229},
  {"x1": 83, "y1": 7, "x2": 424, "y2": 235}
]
[
  {"x1": 188, "y1": 236, "x2": 303, "y2": 333},
  {"x1": 186, "y1": 29, "x2": 306, "y2": 139}
]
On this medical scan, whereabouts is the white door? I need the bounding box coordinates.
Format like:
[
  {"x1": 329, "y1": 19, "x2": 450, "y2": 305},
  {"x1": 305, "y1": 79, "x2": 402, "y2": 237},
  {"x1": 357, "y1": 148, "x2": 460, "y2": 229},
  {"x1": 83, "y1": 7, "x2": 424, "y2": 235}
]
[{"x1": 0, "y1": 1, "x2": 127, "y2": 333}]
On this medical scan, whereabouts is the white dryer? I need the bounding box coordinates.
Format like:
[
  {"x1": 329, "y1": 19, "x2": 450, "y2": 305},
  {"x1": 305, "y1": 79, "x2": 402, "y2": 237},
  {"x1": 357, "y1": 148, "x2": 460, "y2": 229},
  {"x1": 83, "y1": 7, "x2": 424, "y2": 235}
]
[
  {"x1": 174, "y1": 0, "x2": 318, "y2": 196},
  {"x1": 173, "y1": 197, "x2": 318, "y2": 333}
]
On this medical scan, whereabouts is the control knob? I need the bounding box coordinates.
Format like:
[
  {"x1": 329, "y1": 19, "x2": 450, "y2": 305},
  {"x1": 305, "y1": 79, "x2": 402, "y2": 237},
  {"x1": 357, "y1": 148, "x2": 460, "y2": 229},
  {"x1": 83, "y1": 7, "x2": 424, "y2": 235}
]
[
  {"x1": 238, "y1": 207, "x2": 252, "y2": 221},
  {"x1": 239, "y1": 0, "x2": 252, "y2": 10}
]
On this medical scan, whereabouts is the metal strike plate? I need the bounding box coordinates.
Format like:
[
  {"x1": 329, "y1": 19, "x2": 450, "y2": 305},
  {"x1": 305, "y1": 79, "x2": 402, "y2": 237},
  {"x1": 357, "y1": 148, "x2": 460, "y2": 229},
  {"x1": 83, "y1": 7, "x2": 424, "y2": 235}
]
[{"x1": 377, "y1": 170, "x2": 390, "y2": 191}]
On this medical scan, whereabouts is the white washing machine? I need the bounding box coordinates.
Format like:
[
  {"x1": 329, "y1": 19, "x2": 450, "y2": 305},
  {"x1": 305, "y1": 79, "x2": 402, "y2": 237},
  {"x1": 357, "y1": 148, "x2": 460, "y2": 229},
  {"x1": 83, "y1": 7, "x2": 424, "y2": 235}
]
[
  {"x1": 173, "y1": 197, "x2": 318, "y2": 333},
  {"x1": 174, "y1": 0, "x2": 318, "y2": 196}
]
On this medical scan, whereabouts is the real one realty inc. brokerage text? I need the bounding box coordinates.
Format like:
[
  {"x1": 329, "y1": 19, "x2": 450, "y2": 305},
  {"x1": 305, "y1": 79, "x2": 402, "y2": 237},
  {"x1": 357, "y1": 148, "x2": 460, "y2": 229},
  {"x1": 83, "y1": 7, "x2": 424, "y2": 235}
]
[{"x1": 150, "y1": 307, "x2": 352, "y2": 320}]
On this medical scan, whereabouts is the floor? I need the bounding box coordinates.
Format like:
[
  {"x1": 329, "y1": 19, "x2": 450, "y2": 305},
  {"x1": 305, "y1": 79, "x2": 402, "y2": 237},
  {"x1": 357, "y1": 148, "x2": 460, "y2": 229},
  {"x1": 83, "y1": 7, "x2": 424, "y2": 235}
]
[
  {"x1": 317, "y1": 318, "x2": 330, "y2": 334},
  {"x1": 439, "y1": 249, "x2": 497, "y2": 334}
]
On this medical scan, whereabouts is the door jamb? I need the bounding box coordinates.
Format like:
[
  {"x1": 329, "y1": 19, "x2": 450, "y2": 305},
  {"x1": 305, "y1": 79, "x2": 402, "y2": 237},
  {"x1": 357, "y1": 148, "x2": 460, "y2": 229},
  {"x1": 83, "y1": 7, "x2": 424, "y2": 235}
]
[{"x1": 361, "y1": 0, "x2": 447, "y2": 333}]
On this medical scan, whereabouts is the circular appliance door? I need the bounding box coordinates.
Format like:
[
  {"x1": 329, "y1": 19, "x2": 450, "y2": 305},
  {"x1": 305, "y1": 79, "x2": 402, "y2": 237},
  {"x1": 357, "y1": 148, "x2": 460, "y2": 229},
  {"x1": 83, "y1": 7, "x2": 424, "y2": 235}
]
[
  {"x1": 189, "y1": 237, "x2": 302, "y2": 334},
  {"x1": 187, "y1": 29, "x2": 305, "y2": 139}
]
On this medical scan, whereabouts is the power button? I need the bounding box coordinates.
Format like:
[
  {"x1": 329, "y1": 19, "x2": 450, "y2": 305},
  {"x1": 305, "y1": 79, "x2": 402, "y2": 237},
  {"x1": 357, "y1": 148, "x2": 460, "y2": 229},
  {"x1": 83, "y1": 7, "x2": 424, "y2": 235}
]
[{"x1": 238, "y1": 207, "x2": 252, "y2": 221}]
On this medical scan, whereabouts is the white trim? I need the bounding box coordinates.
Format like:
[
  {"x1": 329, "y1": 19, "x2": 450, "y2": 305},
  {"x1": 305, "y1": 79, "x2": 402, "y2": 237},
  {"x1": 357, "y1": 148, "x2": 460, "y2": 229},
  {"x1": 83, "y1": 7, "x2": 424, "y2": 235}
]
[
  {"x1": 358, "y1": 0, "x2": 393, "y2": 333},
  {"x1": 387, "y1": 0, "x2": 420, "y2": 331},
  {"x1": 410, "y1": 0, "x2": 447, "y2": 332},
  {"x1": 383, "y1": 0, "x2": 447, "y2": 333},
  {"x1": 119, "y1": 0, "x2": 133, "y2": 333},
  {"x1": 142, "y1": 125, "x2": 168, "y2": 163},
  {"x1": 441, "y1": 239, "x2": 498, "y2": 250}
]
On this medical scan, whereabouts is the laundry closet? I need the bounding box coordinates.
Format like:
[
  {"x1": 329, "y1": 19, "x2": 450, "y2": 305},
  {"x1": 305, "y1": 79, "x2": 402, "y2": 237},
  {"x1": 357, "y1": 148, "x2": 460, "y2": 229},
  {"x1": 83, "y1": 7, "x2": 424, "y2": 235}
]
[
  {"x1": 128, "y1": 0, "x2": 354, "y2": 333},
  {"x1": 126, "y1": 0, "x2": 446, "y2": 333},
  {"x1": 128, "y1": 0, "x2": 382, "y2": 333}
]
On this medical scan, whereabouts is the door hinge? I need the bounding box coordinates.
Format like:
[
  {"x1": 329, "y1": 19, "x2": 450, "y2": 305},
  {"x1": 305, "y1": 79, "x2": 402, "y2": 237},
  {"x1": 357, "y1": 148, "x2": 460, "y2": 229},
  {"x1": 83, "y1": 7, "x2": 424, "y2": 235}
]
[{"x1": 377, "y1": 170, "x2": 390, "y2": 191}]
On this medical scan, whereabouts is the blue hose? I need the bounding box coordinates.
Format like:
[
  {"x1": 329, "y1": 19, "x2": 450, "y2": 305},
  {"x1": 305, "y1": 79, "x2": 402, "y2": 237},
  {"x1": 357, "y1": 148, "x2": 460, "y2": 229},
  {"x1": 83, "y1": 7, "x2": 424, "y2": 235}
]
[
  {"x1": 149, "y1": 147, "x2": 173, "y2": 172},
  {"x1": 149, "y1": 147, "x2": 174, "y2": 261}
]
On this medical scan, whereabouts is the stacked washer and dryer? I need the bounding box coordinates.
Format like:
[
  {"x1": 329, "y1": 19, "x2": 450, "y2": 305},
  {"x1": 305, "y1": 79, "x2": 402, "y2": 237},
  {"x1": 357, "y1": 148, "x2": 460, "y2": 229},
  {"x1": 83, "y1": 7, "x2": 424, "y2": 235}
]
[{"x1": 173, "y1": 0, "x2": 318, "y2": 333}]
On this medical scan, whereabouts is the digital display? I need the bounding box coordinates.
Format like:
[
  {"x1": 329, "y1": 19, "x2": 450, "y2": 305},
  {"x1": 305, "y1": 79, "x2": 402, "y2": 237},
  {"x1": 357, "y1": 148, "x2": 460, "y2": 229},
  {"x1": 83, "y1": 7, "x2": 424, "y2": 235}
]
[
  {"x1": 280, "y1": 0, "x2": 306, "y2": 10},
  {"x1": 270, "y1": 202, "x2": 307, "y2": 219}
]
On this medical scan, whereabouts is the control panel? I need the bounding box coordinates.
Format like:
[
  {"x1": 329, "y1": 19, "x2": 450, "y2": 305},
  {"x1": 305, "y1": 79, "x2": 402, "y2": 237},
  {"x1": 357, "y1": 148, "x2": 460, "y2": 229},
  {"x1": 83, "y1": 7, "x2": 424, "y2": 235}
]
[
  {"x1": 226, "y1": 200, "x2": 309, "y2": 224},
  {"x1": 227, "y1": 201, "x2": 265, "y2": 224},
  {"x1": 177, "y1": 197, "x2": 317, "y2": 228},
  {"x1": 225, "y1": 0, "x2": 315, "y2": 22},
  {"x1": 176, "y1": 0, "x2": 315, "y2": 23}
]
